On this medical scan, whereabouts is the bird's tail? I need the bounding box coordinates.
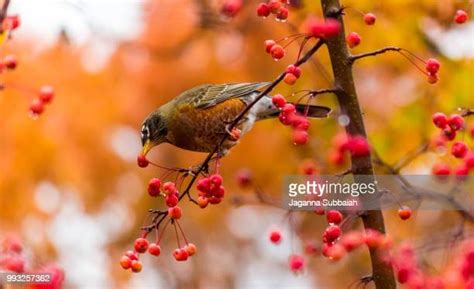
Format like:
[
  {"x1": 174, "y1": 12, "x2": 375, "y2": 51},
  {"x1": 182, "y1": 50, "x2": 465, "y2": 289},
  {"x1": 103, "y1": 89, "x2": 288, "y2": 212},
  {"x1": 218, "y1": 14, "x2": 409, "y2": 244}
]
[{"x1": 258, "y1": 103, "x2": 331, "y2": 120}]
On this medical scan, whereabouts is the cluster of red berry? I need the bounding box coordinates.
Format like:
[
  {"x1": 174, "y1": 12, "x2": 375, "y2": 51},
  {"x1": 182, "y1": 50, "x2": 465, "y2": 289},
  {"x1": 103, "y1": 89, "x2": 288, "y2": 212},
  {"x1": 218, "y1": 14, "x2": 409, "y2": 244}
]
[
  {"x1": 0, "y1": 235, "x2": 64, "y2": 288},
  {"x1": 29, "y1": 85, "x2": 55, "y2": 117},
  {"x1": 256, "y1": 0, "x2": 290, "y2": 22},
  {"x1": 196, "y1": 174, "x2": 225, "y2": 208},
  {"x1": 431, "y1": 112, "x2": 473, "y2": 179},
  {"x1": 272, "y1": 94, "x2": 310, "y2": 145},
  {"x1": 328, "y1": 133, "x2": 371, "y2": 166},
  {"x1": 424, "y1": 58, "x2": 441, "y2": 84}
]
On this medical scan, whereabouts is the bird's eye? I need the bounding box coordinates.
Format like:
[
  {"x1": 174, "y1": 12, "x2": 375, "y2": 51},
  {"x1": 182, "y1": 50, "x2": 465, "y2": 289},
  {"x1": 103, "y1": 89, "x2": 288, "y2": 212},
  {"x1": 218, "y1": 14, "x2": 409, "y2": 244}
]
[{"x1": 141, "y1": 125, "x2": 149, "y2": 140}]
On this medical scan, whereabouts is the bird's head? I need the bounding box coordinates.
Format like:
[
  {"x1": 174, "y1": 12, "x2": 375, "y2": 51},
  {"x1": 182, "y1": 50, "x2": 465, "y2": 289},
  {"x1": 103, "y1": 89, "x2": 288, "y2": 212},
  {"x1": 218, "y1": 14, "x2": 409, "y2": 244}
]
[{"x1": 140, "y1": 111, "x2": 168, "y2": 156}]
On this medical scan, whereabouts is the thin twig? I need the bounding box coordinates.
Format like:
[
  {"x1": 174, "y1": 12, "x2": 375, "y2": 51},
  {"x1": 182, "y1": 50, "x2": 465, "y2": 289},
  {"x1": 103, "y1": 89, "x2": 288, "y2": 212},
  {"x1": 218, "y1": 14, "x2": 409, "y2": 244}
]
[{"x1": 348, "y1": 47, "x2": 402, "y2": 64}]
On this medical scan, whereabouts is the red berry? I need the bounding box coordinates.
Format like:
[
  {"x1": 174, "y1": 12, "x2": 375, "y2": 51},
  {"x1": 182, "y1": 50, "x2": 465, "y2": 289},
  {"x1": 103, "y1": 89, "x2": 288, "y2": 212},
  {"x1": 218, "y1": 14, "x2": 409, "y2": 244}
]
[
  {"x1": 39, "y1": 85, "x2": 54, "y2": 103},
  {"x1": 288, "y1": 254, "x2": 305, "y2": 273},
  {"x1": 137, "y1": 154, "x2": 149, "y2": 168},
  {"x1": 284, "y1": 73, "x2": 297, "y2": 85},
  {"x1": 341, "y1": 231, "x2": 364, "y2": 252},
  {"x1": 125, "y1": 250, "x2": 139, "y2": 261},
  {"x1": 286, "y1": 65, "x2": 301, "y2": 78},
  {"x1": 235, "y1": 169, "x2": 252, "y2": 187},
  {"x1": 328, "y1": 149, "x2": 344, "y2": 166},
  {"x1": 269, "y1": 230, "x2": 282, "y2": 244},
  {"x1": 398, "y1": 206, "x2": 412, "y2": 220},
  {"x1": 448, "y1": 114, "x2": 465, "y2": 131},
  {"x1": 454, "y1": 10, "x2": 468, "y2": 24},
  {"x1": 272, "y1": 94, "x2": 286, "y2": 108},
  {"x1": 293, "y1": 129, "x2": 309, "y2": 145},
  {"x1": 147, "y1": 178, "x2": 161, "y2": 197},
  {"x1": 148, "y1": 243, "x2": 161, "y2": 256},
  {"x1": 3, "y1": 54, "x2": 17, "y2": 69},
  {"x1": 268, "y1": 0, "x2": 281, "y2": 13},
  {"x1": 432, "y1": 163, "x2": 451, "y2": 177},
  {"x1": 276, "y1": 7, "x2": 289, "y2": 21},
  {"x1": 1, "y1": 256, "x2": 25, "y2": 273},
  {"x1": 425, "y1": 58, "x2": 440, "y2": 74},
  {"x1": 326, "y1": 210, "x2": 343, "y2": 225},
  {"x1": 134, "y1": 237, "x2": 149, "y2": 253},
  {"x1": 264, "y1": 40, "x2": 276, "y2": 53},
  {"x1": 465, "y1": 152, "x2": 474, "y2": 169},
  {"x1": 185, "y1": 243, "x2": 197, "y2": 256},
  {"x1": 257, "y1": 3, "x2": 271, "y2": 17},
  {"x1": 221, "y1": 0, "x2": 242, "y2": 18},
  {"x1": 210, "y1": 174, "x2": 223, "y2": 188},
  {"x1": 346, "y1": 32, "x2": 361, "y2": 48},
  {"x1": 452, "y1": 141, "x2": 468, "y2": 158},
  {"x1": 427, "y1": 73, "x2": 438, "y2": 84},
  {"x1": 270, "y1": 44, "x2": 285, "y2": 60},
  {"x1": 397, "y1": 267, "x2": 411, "y2": 283},
  {"x1": 364, "y1": 13, "x2": 376, "y2": 25},
  {"x1": 2, "y1": 235, "x2": 23, "y2": 253},
  {"x1": 442, "y1": 126, "x2": 456, "y2": 141},
  {"x1": 120, "y1": 256, "x2": 132, "y2": 270},
  {"x1": 29, "y1": 99, "x2": 44, "y2": 115},
  {"x1": 163, "y1": 181, "x2": 177, "y2": 195},
  {"x1": 454, "y1": 165, "x2": 469, "y2": 181},
  {"x1": 347, "y1": 135, "x2": 370, "y2": 157},
  {"x1": 364, "y1": 229, "x2": 383, "y2": 249},
  {"x1": 2, "y1": 15, "x2": 20, "y2": 30},
  {"x1": 197, "y1": 196, "x2": 209, "y2": 208},
  {"x1": 305, "y1": 17, "x2": 341, "y2": 38},
  {"x1": 165, "y1": 194, "x2": 179, "y2": 207},
  {"x1": 131, "y1": 260, "x2": 142, "y2": 273},
  {"x1": 304, "y1": 241, "x2": 319, "y2": 255},
  {"x1": 314, "y1": 208, "x2": 325, "y2": 215},
  {"x1": 168, "y1": 206, "x2": 182, "y2": 219},
  {"x1": 173, "y1": 248, "x2": 189, "y2": 261},
  {"x1": 432, "y1": 112, "x2": 448, "y2": 129},
  {"x1": 208, "y1": 196, "x2": 222, "y2": 204},
  {"x1": 282, "y1": 103, "x2": 296, "y2": 115},
  {"x1": 323, "y1": 225, "x2": 341, "y2": 244},
  {"x1": 325, "y1": 243, "x2": 346, "y2": 261}
]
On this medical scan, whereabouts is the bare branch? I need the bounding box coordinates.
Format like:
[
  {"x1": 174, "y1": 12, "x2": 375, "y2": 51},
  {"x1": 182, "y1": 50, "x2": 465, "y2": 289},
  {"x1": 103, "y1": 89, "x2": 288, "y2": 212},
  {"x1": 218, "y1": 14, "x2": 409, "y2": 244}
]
[{"x1": 348, "y1": 47, "x2": 402, "y2": 64}]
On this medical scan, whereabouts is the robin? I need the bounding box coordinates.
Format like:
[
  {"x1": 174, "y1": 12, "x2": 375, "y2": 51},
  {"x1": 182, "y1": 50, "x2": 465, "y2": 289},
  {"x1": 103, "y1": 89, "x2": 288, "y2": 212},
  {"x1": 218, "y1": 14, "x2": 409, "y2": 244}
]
[{"x1": 140, "y1": 82, "x2": 331, "y2": 156}]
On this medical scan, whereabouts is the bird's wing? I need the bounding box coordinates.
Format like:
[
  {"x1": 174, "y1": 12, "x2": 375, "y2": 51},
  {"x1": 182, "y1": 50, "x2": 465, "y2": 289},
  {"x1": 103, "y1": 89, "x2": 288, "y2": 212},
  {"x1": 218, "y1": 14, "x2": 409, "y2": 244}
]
[{"x1": 188, "y1": 82, "x2": 270, "y2": 109}]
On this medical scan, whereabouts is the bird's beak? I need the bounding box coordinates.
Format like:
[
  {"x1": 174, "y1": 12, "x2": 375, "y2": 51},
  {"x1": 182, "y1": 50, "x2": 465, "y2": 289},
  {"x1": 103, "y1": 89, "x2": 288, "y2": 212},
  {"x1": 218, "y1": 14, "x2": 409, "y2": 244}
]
[{"x1": 142, "y1": 139, "x2": 152, "y2": 156}]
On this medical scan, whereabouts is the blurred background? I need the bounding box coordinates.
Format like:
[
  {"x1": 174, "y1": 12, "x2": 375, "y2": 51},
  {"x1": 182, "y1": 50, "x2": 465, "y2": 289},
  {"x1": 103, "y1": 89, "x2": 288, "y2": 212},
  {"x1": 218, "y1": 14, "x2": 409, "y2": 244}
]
[{"x1": 0, "y1": 0, "x2": 473, "y2": 288}]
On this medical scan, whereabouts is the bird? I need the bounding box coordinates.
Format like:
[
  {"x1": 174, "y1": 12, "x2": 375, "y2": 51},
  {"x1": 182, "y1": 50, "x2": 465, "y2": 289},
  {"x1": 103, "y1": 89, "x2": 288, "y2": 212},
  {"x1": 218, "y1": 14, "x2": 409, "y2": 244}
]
[{"x1": 140, "y1": 82, "x2": 331, "y2": 157}]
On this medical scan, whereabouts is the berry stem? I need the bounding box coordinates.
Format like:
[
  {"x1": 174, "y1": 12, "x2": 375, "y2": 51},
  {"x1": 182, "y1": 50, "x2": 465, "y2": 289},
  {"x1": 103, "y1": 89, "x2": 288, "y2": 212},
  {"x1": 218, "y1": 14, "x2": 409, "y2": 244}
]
[{"x1": 175, "y1": 220, "x2": 189, "y2": 245}]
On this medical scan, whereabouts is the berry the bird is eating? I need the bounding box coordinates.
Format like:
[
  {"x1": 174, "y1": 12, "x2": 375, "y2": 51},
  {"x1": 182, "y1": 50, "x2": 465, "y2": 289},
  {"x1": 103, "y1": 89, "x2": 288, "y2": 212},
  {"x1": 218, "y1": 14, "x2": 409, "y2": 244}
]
[{"x1": 140, "y1": 82, "x2": 331, "y2": 156}]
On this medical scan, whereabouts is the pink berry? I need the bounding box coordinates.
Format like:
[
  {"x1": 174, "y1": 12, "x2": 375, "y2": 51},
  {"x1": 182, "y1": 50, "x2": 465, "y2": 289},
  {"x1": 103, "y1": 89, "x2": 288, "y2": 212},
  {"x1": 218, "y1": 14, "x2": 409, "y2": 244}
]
[
  {"x1": 134, "y1": 237, "x2": 149, "y2": 253},
  {"x1": 432, "y1": 112, "x2": 448, "y2": 129},
  {"x1": 323, "y1": 225, "x2": 342, "y2": 244},
  {"x1": 325, "y1": 243, "x2": 346, "y2": 261},
  {"x1": 326, "y1": 210, "x2": 343, "y2": 225},
  {"x1": 264, "y1": 40, "x2": 276, "y2": 53},
  {"x1": 454, "y1": 10, "x2": 468, "y2": 24},
  {"x1": 163, "y1": 181, "x2": 177, "y2": 195},
  {"x1": 425, "y1": 58, "x2": 440, "y2": 74},
  {"x1": 272, "y1": 94, "x2": 286, "y2": 108},
  {"x1": 221, "y1": 0, "x2": 242, "y2": 18},
  {"x1": 282, "y1": 103, "x2": 296, "y2": 115},
  {"x1": 268, "y1": 0, "x2": 281, "y2": 13},
  {"x1": 276, "y1": 7, "x2": 289, "y2": 21},
  {"x1": 165, "y1": 194, "x2": 179, "y2": 207},
  {"x1": 147, "y1": 178, "x2": 161, "y2": 197},
  {"x1": 341, "y1": 231, "x2": 364, "y2": 252},
  {"x1": 346, "y1": 32, "x2": 361, "y2": 48},
  {"x1": 3, "y1": 54, "x2": 17, "y2": 69},
  {"x1": 270, "y1": 44, "x2": 285, "y2": 60},
  {"x1": 269, "y1": 230, "x2": 282, "y2": 244},
  {"x1": 125, "y1": 250, "x2": 139, "y2": 261},
  {"x1": 235, "y1": 169, "x2": 252, "y2": 187},
  {"x1": 148, "y1": 243, "x2": 161, "y2": 256},
  {"x1": 284, "y1": 73, "x2": 297, "y2": 85},
  {"x1": 210, "y1": 174, "x2": 223, "y2": 188},
  {"x1": 256, "y1": 2, "x2": 270, "y2": 17},
  {"x1": 293, "y1": 129, "x2": 309, "y2": 145},
  {"x1": 2, "y1": 15, "x2": 20, "y2": 30},
  {"x1": 39, "y1": 85, "x2": 55, "y2": 103},
  {"x1": 286, "y1": 65, "x2": 301, "y2": 78},
  {"x1": 398, "y1": 206, "x2": 412, "y2": 220},
  {"x1": 465, "y1": 152, "x2": 474, "y2": 169},
  {"x1": 452, "y1": 141, "x2": 468, "y2": 158},
  {"x1": 347, "y1": 135, "x2": 370, "y2": 157},
  {"x1": 305, "y1": 17, "x2": 341, "y2": 38},
  {"x1": 168, "y1": 206, "x2": 182, "y2": 219},
  {"x1": 173, "y1": 248, "x2": 189, "y2": 261},
  {"x1": 454, "y1": 165, "x2": 469, "y2": 181},
  {"x1": 364, "y1": 13, "x2": 376, "y2": 25},
  {"x1": 29, "y1": 99, "x2": 44, "y2": 115},
  {"x1": 288, "y1": 254, "x2": 305, "y2": 273},
  {"x1": 448, "y1": 114, "x2": 465, "y2": 131},
  {"x1": 432, "y1": 163, "x2": 451, "y2": 177}
]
